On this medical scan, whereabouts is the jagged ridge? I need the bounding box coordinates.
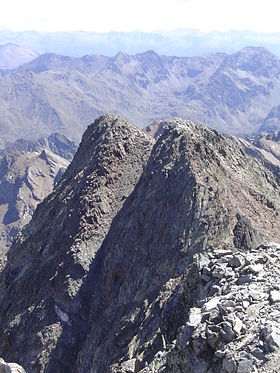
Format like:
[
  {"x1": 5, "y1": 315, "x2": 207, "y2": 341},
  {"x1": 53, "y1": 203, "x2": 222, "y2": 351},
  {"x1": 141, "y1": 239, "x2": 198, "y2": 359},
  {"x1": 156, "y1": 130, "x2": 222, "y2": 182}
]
[
  {"x1": 0, "y1": 115, "x2": 153, "y2": 372},
  {"x1": 0, "y1": 116, "x2": 279, "y2": 373}
]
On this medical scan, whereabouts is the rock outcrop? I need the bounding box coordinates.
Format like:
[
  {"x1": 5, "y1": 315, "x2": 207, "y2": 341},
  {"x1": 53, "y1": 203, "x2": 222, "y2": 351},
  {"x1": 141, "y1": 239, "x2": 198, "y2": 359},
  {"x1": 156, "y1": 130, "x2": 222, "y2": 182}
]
[{"x1": 0, "y1": 116, "x2": 279, "y2": 372}]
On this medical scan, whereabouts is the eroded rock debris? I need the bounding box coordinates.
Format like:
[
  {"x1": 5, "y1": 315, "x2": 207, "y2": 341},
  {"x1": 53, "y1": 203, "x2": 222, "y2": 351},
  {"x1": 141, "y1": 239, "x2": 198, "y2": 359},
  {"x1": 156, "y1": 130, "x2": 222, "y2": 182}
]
[{"x1": 135, "y1": 242, "x2": 280, "y2": 373}]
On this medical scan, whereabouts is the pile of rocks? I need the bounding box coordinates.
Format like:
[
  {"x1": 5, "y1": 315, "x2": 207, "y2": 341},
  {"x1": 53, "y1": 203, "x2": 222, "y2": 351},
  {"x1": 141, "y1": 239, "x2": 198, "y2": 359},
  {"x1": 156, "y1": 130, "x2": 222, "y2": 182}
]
[
  {"x1": 173, "y1": 242, "x2": 280, "y2": 372},
  {"x1": 113, "y1": 243, "x2": 280, "y2": 373}
]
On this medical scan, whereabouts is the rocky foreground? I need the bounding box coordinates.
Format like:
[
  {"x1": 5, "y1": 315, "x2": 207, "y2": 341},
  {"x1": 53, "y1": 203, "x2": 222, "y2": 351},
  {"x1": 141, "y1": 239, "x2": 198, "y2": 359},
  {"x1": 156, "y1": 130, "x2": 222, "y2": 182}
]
[
  {"x1": 156, "y1": 242, "x2": 280, "y2": 373},
  {"x1": 0, "y1": 116, "x2": 280, "y2": 372}
]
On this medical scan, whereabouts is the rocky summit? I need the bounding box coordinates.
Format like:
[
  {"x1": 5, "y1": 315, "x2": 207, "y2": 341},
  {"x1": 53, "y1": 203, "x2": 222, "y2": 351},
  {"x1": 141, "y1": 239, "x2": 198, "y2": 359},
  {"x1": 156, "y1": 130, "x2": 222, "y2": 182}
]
[{"x1": 0, "y1": 115, "x2": 279, "y2": 372}]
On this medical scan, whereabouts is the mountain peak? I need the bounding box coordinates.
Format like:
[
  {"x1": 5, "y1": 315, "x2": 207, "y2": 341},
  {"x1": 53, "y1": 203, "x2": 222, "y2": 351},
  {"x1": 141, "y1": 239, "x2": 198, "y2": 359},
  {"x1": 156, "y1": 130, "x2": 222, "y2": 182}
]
[
  {"x1": 81, "y1": 114, "x2": 146, "y2": 144},
  {"x1": 136, "y1": 49, "x2": 161, "y2": 61},
  {"x1": 231, "y1": 45, "x2": 279, "y2": 62},
  {"x1": 0, "y1": 43, "x2": 39, "y2": 69},
  {"x1": 140, "y1": 49, "x2": 159, "y2": 56},
  {"x1": 0, "y1": 116, "x2": 280, "y2": 372},
  {"x1": 225, "y1": 45, "x2": 280, "y2": 76},
  {"x1": 112, "y1": 51, "x2": 131, "y2": 64},
  {"x1": 0, "y1": 115, "x2": 154, "y2": 371}
]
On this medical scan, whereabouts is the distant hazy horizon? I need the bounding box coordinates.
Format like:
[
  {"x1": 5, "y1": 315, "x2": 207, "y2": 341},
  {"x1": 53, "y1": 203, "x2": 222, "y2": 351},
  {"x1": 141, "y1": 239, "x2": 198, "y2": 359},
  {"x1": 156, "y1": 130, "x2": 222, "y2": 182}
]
[
  {"x1": 1, "y1": 0, "x2": 280, "y2": 34},
  {"x1": 1, "y1": 28, "x2": 280, "y2": 58}
]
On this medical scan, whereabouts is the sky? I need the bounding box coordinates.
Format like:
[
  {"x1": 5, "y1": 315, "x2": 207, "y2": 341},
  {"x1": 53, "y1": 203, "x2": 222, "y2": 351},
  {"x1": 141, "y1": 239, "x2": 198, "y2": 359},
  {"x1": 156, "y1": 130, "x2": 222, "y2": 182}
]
[{"x1": 2, "y1": 0, "x2": 280, "y2": 33}]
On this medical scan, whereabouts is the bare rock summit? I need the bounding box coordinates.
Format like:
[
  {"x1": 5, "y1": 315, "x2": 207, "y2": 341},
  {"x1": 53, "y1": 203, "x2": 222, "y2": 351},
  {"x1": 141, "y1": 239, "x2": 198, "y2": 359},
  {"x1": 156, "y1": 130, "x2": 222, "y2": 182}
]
[{"x1": 0, "y1": 116, "x2": 279, "y2": 372}]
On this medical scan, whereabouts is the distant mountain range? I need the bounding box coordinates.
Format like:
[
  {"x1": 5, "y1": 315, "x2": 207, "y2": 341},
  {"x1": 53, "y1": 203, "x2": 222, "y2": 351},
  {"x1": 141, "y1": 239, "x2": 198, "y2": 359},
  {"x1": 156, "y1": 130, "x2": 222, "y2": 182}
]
[
  {"x1": 2, "y1": 29, "x2": 280, "y2": 372},
  {"x1": 2, "y1": 29, "x2": 280, "y2": 57},
  {"x1": 1, "y1": 46, "x2": 280, "y2": 146},
  {"x1": 0, "y1": 43, "x2": 38, "y2": 69},
  {"x1": 0, "y1": 133, "x2": 77, "y2": 262}
]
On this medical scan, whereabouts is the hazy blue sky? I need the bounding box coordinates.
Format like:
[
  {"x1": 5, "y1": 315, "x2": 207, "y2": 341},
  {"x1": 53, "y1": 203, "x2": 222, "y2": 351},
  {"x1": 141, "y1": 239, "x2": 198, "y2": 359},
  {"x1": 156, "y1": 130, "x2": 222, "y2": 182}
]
[{"x1": 2, "y1": 0, "x2": 279, "y2": 33}]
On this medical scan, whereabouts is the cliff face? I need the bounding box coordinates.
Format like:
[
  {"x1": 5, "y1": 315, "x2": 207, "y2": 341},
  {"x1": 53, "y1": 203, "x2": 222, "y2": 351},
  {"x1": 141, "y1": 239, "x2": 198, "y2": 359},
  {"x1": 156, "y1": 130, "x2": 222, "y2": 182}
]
[{"x1": 0, "y1": 116, "x2": 280, "y2": 372}]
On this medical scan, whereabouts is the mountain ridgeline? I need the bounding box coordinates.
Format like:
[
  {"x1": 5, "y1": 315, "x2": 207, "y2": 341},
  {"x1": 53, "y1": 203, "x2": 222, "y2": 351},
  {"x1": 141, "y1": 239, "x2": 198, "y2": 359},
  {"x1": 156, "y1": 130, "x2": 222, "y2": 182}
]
[
  {"x1": 1, "y1": 47, "x2": 280, "y2": 147},
  {"x1": 3, "y1": 29, "x2": 280, "y2": 57},
  {"x1": 0, "y1": 115, "x2": 280, "y2": 372},
  {"x1": 0, "y1": 43, "x2": 38, "y2": 70}
]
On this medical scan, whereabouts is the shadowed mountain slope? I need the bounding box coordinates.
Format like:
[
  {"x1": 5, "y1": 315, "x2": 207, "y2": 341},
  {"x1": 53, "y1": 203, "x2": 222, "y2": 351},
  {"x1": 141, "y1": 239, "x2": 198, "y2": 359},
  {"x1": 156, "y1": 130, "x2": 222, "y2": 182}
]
[{"x1": 0, "y1": 116, "x2": 154, "y2": 372}]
